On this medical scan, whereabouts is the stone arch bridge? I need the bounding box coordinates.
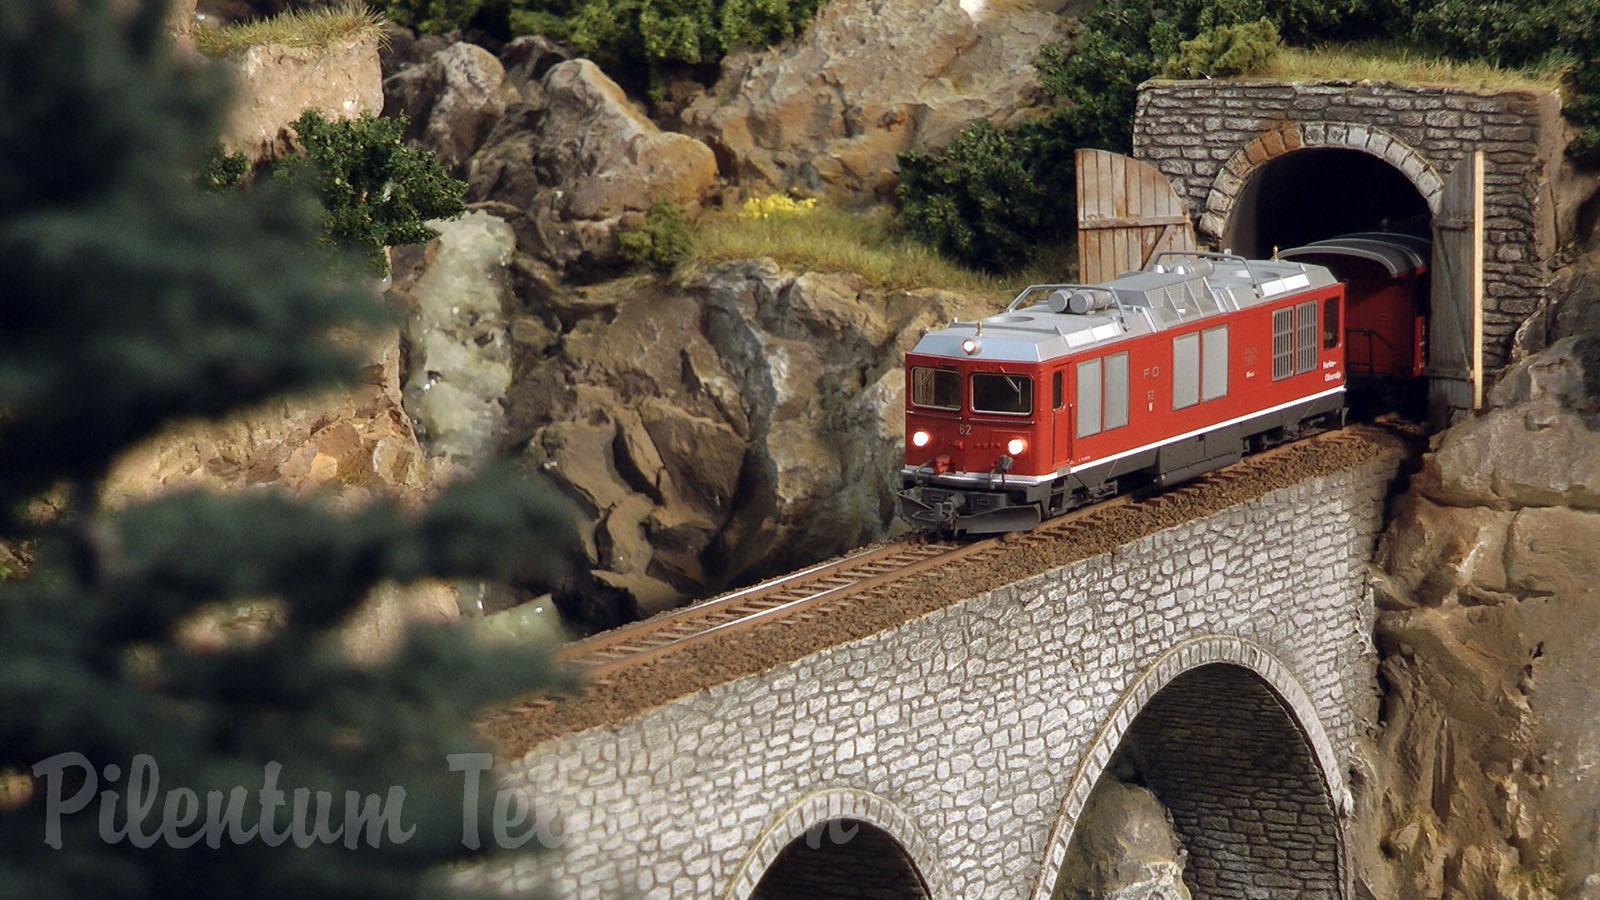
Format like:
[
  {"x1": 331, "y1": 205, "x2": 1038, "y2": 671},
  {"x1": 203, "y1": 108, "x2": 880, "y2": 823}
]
[{"x1": 485, "y1": 448, "x2": 1403, "y2": 899}]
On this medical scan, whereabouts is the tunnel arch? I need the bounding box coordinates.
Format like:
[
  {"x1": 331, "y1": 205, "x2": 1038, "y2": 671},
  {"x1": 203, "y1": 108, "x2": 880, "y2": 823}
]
[
  {"x1": 1030, "y1": 636, "x2": 1348, "y2": 900},
  {"x1": 725, "y1": 788, "x2": 946, "y2": 900},
  {"x1": 1198, "y1": 121, "x2": 1443, "y2": 252}
]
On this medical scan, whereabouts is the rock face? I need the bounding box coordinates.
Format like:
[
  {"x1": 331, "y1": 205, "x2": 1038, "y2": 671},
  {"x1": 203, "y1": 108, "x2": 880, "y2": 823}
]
[
  {"x1": 443, "y1": 255, "x2": 994, "y2": 619},
  {"x1": 1355, "y1": 334, "x2": 1600, "y2": 899},
  {"x1": 384, "y1": 43, "x2": 718, "y2": 274},
  {"x1": 220, "y1": 30, "x2": 385, "y2": 161},
  {"x1": 382, "y1": 41, "x2": 520, "y2": 175},
  {"x1": 467, "y1": 59, "x2": 718, "y2": 273},
  {"x1": 1054, "y1": 777, "x2": 1191, "y2": 900},
  {"x1": 679, "y1": 0, "x2": 1065, "y2": 201}
]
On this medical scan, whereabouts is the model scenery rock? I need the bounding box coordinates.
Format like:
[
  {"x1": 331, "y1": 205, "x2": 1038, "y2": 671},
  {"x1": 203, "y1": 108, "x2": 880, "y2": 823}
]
[{"x1": 1358, "y1": 332, "x2": 1600, "y2": 899}]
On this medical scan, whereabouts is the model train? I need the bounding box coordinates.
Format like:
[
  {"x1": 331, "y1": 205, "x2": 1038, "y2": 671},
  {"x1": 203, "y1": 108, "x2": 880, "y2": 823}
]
[{"x1": 898, "y1": 238, "x2": 1427, "y2": 535}]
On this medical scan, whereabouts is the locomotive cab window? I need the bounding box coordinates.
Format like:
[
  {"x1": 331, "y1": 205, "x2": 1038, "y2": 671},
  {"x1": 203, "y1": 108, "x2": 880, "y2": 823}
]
[
  {"x1": 911, "y1": 367, "x2": 960, "y2": 410},
  {"x1": 1052, "y1": 371, "x2": 1064, "y2": 410},
  {"x1": 972, "y1": 373, "x2": 1032, "y2": 415},
  {"x1": 1323, "y1": 297, "x2": 1340, "y2": 350}
]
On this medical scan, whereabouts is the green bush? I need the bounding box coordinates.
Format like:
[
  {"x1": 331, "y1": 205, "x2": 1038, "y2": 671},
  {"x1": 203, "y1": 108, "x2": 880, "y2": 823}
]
[
  {"x1": 897, "y1": 121, "x2": 1057, "y2": 273},
  {"x1": 371, "y1": 0, "x2": 482, "y2": 33},
  {"x1": 287, "y1": 110, "x2": 466, "y2": 275},
  {"x1": 1161, "y1": 18, "x2": 1282, "y2": 79},
  {"x1": 620, "y1": 199, "x2": 694, "y2": 269},
  {"x1": 202, "y1": 114, "x2": 465, "y2": 274}
]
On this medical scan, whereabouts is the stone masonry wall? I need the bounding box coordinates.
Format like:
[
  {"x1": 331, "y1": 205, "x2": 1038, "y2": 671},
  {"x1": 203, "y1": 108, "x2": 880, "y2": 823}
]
[
  {"x1": 1133, "y1": 80, "x2": 1564, "y2": 369},
  {"x1": 486, "y1": 452, "x2": 1401, "y2": 900},
  {"x1": 1125, "y1": 665, "x2": 1342, "y2": 898}
]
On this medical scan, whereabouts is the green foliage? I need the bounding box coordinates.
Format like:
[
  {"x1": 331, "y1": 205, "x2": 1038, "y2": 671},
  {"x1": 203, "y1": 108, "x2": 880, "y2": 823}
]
[
  {"x1": 201, "y1": 146, "x2": 251, "y2": 191},
  {"x1": 1161, "y1": 18, "x2": 1282, "y2": 79},
  {"x1": 370, "y1": 0, "x2": 483, "y2": 33},
  {"x1": 286, "y1": 110, "x2": 466, "y2": 276},
  {"x1": 897, "y1": 121, "x2": 1055, "y2": 273},
  {"x1": 619, "y1": 199, "x2": 693, "y2": 269},
  {"x1": 202, "y1": 114, "x2": 465, "y2": 276},
  {"x1": 506, "y1": 0, "x2": 822, "y2": 76},
  {"x1": 0, "y1": 0, "x2": 577, "y2": 894}
]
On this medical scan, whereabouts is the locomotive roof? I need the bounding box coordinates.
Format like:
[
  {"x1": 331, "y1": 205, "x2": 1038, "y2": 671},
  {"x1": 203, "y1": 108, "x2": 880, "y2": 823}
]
[{"x1": 910, "y1": 254, "x2": 1337, "y2": 363}]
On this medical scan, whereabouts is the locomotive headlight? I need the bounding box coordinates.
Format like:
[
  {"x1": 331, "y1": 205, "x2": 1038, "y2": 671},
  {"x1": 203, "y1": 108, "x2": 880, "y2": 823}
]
[
  {"x1": 961, "y1": 337, "x2": 981, "y2": 356},
  {"x1": 911, "y1": 429, "x2": 932, "y2": 448},
  {"x1": 1007, "y1": 437, "x2": 1027, "y2": 456}
]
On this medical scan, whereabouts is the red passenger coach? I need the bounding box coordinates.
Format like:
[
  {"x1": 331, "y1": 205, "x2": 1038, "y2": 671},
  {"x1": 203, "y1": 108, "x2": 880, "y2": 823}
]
[{"x1": 899, "y1": 252, "x2": 1347, "y2": 534}]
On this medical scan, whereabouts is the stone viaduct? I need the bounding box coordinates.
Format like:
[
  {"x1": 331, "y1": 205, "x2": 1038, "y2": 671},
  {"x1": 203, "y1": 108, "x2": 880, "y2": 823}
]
[{"x1": 485, "y1": 450, "x2": 1402, "y2": 899}]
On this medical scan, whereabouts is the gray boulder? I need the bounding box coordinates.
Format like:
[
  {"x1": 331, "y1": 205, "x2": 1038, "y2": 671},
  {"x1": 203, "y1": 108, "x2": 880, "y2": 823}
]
[
  {"x1": 1054, "y1": 777, "x2": 1191, "y2": 900},
  {"x1": 461, "y1": 59, "x2": 718, "y2": 273},
  {"x1": 1417, "y1": 336, "x2": 1600, "y2": 511},
  {"x1": 383, "y1": 41, "x2": 519, "y2": 174}
]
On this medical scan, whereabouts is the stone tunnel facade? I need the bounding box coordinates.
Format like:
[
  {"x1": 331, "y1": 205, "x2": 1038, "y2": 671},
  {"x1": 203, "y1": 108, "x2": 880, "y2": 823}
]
[
  {"x1": 1132, "y1": 80, "x2": 1565, "y2": 369},
  {"x1": 487, "y1": 452, "x2": 1401, "y2": 899}
]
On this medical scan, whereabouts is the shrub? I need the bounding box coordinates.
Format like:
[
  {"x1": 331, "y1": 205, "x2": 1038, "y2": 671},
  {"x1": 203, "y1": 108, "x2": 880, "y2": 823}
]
[
  {"x1": 898, "y1": 121, "x2": 1054, "y2": 273},
  {"x1": 1161, "y1": 18, "x2": 1282, "y2": 79},
  {"x1": 620, "y1": 199, "x2": 694, "y2": 269},
  {"x1": 285, "y1": 110, "x2": 467, "y2": 275},
  {"x1": 370, "y1": 0, "x2": 483, "y2": 34},
  {"x1": 507, "y1": 0, "x2": 822, "y2": 79}
]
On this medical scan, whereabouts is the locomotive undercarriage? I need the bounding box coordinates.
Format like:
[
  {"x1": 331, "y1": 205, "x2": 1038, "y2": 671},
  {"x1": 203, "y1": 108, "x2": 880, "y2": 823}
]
[{"x1": 899, "y1": 391, "x2": 1346, "y2": 535}]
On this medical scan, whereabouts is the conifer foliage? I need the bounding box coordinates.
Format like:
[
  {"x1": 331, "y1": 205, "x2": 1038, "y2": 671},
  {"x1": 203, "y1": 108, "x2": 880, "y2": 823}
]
[{"x1": 0, "y1": 1, "x2": 574, "y2": 896}]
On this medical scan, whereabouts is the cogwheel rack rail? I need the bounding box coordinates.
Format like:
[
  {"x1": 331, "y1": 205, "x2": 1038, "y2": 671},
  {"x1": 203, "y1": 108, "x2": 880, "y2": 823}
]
[{"x1": 548, "y1": 427, "x2": 1375, "y2": 688}]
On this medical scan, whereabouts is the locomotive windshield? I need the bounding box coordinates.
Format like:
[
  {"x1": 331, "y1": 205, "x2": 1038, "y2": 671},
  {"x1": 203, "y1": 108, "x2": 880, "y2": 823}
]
[
  {"x1": 911, "y1": 367, "x2": 960, "y2": 410},
  {"x1": 971, "y1": 373, "x2": 1032, "y2": 415}
]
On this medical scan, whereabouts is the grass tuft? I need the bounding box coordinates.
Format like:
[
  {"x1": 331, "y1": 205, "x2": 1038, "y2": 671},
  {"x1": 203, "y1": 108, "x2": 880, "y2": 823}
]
[
  {"x1": 685, "y1": 201, "x2": 1076, "y2": 299},
  {"x1": 1247, "y1": 42, "x2": 1565, "y2": 93},
  {"x1": 193, "y1": 3, "x2": 385, "y2": 57}
]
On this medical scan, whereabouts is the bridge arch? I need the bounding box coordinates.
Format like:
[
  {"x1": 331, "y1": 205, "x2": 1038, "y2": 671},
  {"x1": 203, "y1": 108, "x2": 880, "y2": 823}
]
[
  {"x1": 1198, "y1": 121, "x2": 1444, "y2": 251},
  {"x1": 724, "y1": 787, "x2": 948, "y2": 900},
  {"x1": 1031, "y1": 635, "x2": 1348, "y2": 900}
]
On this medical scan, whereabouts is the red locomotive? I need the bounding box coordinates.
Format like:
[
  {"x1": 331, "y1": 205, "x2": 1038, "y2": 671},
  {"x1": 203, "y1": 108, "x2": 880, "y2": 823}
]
[{"x1": 898, "y1": 250, "x2": 1351, "y2": 534}]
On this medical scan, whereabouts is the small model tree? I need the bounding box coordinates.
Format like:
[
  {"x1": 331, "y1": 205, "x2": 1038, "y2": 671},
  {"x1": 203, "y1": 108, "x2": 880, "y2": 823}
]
[{"x1": 0, "y1": 0, "x2": 572, "y2": 896}]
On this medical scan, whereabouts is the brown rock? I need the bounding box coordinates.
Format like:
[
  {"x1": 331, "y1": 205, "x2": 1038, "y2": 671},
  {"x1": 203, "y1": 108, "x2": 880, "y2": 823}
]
[
  {"x1": 219, "y1": 30, "x2": 384, "y2": 162},
  {"x1": 383, "y1": 41, "x2": 519, "y2": 174},
  {"x1": 538, "y1": 59, "x2": 717, "y2": 218},
  {"x1": 681, "y1": 0, "x2": 1064, "y2": 201},
  {"x1": 1504, "y1": 506, "x2": 1600, "y2": 599}
]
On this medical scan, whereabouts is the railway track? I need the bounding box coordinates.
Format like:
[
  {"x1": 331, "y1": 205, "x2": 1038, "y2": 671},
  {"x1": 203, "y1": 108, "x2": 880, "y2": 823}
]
[{"x1": 551, "y1": 425, "x2": 1379, "y2": 685}]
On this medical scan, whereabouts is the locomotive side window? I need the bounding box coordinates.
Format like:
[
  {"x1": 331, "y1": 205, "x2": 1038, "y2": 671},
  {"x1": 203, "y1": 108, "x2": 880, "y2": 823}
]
[
  {"x1": 911, "y1": 367, "x2": 960, "y2": 410},
  {"x1": 1323, "y1": 297, "x2": 1340, "y2": 349},
  {"x1": 1053, "y1": 371, "x2": 1064, "y2": 410},
  {"x1": 1295, "y1": 300, "x2": 1318, "y2": 374},
  {"x1": 1105, "y1": 352, "x2": 1129, "y2": 430},
  {"x1": 1272, "y1": 308, "x2": 1294, "y2": 380},
  {"x1": 1077, "y1": 360, "x2": 1101, "y2": 437},
  {"x1": 1172, "y1": 333, "x2": 1200, "y2": 409},
  {"x1": 972, "y1": 373, "x2": 1032, "y2": 415},
  {"x1": 1201, "y1": 326, "x2": 1228, "y2": 402}
]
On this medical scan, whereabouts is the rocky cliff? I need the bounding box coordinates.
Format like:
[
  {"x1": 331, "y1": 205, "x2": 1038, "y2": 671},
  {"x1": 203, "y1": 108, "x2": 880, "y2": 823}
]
[
  {"x1": 391, "y1": 220, "x2": 996, "y2": 623},
  {"x1": 1354, "y1": 263, "x2": 1600, "y2": 899}
]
